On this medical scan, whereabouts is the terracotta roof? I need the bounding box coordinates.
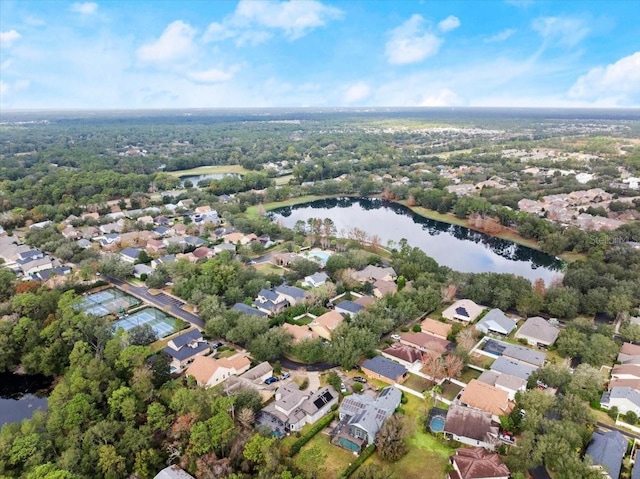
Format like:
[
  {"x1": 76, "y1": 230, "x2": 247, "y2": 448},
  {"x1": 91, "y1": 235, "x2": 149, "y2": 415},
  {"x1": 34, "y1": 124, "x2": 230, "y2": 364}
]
[
  {"x1": 451, "y1": 447, "x2": 510, "y2": 479},
  {"x1": 354, "y1": 296, "x2": 376, "y2": 308},
  {"x1": 613, "y1": 364, "x2": 640, "y2": 378},
  {"x1": 400, "y1": 332, "x2": 452, "y2": 354},
  {"x1": 382, "y1": 343, "x2": 423, "y2": 364},
  {"x1": 609, "y1": 378, "x2": 640, "y2": 391},
  {"x1": 283, "y1": 323, "x2": 315, "y2": 343},
  {"x1": 186, "y1": 356, "x2": 220, "y2": 385},
  {"x1": 312, "y1": 310, "x2": 344, "y2": 331},
  {"x1": 459, "y1": 380, "x2": 513, "y2": 417},
  {"x1": 620, "y1": 343, "x2": 640, "y2": 357},
  {"x1": 420, "y1": 318, "x2": 452, "y2": 339}
]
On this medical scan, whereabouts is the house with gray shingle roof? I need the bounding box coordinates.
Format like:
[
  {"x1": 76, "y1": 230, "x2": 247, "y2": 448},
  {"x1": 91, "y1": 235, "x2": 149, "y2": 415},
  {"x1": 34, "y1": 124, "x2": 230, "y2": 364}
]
[
  {"x1": 275, "y1": 284, "x2": 308, "y2": 306},
  {"x1": 332, "y1": 386, "x2": 402, "y2": 452},
  {"x1": 475, "y1": 309, "x2": 516, "y2": 336},
  {"x1": 490, "y1": 356, "x2": 537, "y2": 381},
  {"x1": 501, "y1": 344, "x2": 546, "y2": 368},
  {"x1": 153, "y1": 465, "x2": 195, "y2": 479},
  {"x1": 586, "y1": 430, "x2": 627, "y2": 479},
  {"x1": 334, "y1": 300, "x2": 364, "y2": 316},
  {"x1": 232, "y1": 303, "x2": 267, "y2": 318},
  {"x1": 162, "y1": 329, "x2": 210, "y2": 372},
  {"x1": 601, "y1": 387, "x2": 640, "y2": 416},
  {"x1": 361, "y1": 356, "x2": 408, "y2": 384},
  {"x1": 515, "y1": 316, "x2": 560, "y2": 347},
  {"x1": 303, "y1": 272, "x2": 330, "y2": 288}
]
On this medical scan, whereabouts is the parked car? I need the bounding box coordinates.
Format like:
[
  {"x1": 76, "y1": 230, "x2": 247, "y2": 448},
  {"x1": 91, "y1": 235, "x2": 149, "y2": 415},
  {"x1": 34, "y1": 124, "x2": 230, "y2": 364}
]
[
  {"x1": 212, "y1": 342, "x2": 223, "y2": 349},
  {"x1": 390, "y1": 334, "x2": 401, "y2": 340},
  {"x1": 280, "y1": 372, "x2": 291, "y2": 380},
  {"x1": 264, "y1": 376, "x2": 279, "y2": 385},
  {"x1": 340, "y1": 383, "x2": 347, "y2": 393},
  {"x1": 353, "y1": 376, "x2": 367, "y2": 384}
]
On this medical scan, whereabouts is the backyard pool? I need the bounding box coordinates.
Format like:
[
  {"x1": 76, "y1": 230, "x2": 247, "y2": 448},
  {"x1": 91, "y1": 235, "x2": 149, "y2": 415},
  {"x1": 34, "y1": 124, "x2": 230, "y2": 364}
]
[{"x1": 429, "y1": 415, "x2": 446, "y2": 433}]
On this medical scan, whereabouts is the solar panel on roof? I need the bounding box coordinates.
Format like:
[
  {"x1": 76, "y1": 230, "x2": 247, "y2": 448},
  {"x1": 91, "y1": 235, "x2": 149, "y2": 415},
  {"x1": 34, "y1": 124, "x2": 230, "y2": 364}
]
[{"x1": 455, "y1": 307, "x2": 469, "y2": 317}]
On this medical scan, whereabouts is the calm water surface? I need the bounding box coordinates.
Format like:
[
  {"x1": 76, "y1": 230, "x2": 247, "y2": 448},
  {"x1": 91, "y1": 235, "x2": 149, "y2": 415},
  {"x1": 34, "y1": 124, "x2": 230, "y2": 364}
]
[
  {"x1": 180, "y1": 173, "x2": 240, "y2": 187},
  {"x1": 271, "y1": 197, "x2": 564, "y2": 283},
  {"x1": 0, "y1": 373, "x2": 51, "y2": 426}
]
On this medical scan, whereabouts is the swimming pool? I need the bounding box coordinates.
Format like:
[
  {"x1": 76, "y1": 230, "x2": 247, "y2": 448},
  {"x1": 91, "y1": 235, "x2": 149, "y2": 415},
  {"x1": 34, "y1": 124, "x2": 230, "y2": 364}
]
[{"x1": 429, "y1": 415, "x2": 446, "y2": 433}]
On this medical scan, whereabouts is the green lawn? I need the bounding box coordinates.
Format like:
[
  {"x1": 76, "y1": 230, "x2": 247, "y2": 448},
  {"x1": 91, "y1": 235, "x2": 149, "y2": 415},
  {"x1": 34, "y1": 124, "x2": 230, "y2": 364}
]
[
  {"x1": 295, "y1": 432, "x2": 355, "y2": 479},
  {"x1": 255, "y1": 262, "x2": 285, "y2": 275},
  {"x1": 403, "y1": 374, "x2": 435, "y2": 394},
  {"x1": 440, "y1": 381, "x2": 463, "y2": 401},
  {"x1": 469, "y1": 353, "x2": 495, "y2": 369},
  {"x1": 460, "y1": 367, "x2": 481, "y2": 384}
]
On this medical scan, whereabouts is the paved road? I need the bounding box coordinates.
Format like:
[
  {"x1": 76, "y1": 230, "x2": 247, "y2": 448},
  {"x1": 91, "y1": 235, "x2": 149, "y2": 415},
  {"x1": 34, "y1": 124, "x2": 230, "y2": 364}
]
[
  {"x1": 107, "y1": 276, "x2": 205, "y2": 329},
  {"x1": 278, "y1": 355, "x2": 335, "y2": 372},
  {"x1": 596, "y1": 421, "x2": 640, "y2": 440},
  {"x1": 529, "y1": 466, "x2": 552, "y2": 479}
]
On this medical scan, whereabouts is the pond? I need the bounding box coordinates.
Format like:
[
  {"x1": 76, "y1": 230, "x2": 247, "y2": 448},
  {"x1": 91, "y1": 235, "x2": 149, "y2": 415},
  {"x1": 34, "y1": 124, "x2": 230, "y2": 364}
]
[
  {"x1": 0, "y1": 373, "x2": 52, "y2": 427},
  {"x1": 270, "y1": 197, "x2": 564, "y2": 283},
  {"x1": 180, "y1": 173, "x2": 240, "y2": 188}
]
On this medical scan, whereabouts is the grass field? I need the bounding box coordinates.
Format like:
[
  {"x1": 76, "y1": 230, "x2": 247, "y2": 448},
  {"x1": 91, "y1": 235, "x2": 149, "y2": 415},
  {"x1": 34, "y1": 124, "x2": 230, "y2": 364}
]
[
  {"x1": 167, "y1": 164, "x2": 249, "y2": 177},
  {"x1": 295, "y1": 433, "x2": 355, "y2": 479},
  {"x1": 254, "y1": 262, "x2": 285, "y2": 275},
  {"x1": 440, "y1": 381, "x2": 463, "y2": 401},
  {"x1": 245, "y1": 195, "x2": 328, "y2": 217},
  {"x1": 403, "y1": 373, "x2": 435, "y2": 394},
  {"x1": 460, "y1": 367, "x2": 482, "y2": 384}
]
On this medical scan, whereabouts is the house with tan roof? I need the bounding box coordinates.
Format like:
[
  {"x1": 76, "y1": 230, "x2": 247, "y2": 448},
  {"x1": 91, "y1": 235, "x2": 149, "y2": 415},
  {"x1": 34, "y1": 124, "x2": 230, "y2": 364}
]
[
  {"x1": 444, "y1": 404, "x2": 499, "y2": 451},
  {"x1": 618, "y1": 343, "x2": 640, "y2": 363},
  {"x1": 223, "y1": 232, "x2": 245, "y2": 244},
  {"x1": 448, "y1": 447, "x2": 510, "y2": 479},
  {"x1": 612, "y1": 364, "x2": 640, "y2": 380},
  {"x1": 400, "y1": 332, "x2": 452, "y2": 355},
  {"x1": 283, "y1": 323, "x2": 317, "y2": 344},
  {"x1": 458, "y1": 380, "x2": 513, "y2": 420},
  {"x1": 146, "y1": 238, "x2": 165, "y2": 254},
  {"x1": 310, "y1": 311, "x2": 344, "y2": 340},
  {"x1": 372, "y1": 279, "x2": 397, "y2": 298},
  {"x1": 351, "y1": 265, "x2": 396, "y2": 283},
  {"x1": 421, "y1": 318, "x2": 453, "y2": 339},
  {"x1": 185, "y1": 354, "x2": 251, "y2": 388},
  {"x1": 442, "y1": 299, "x2": 485, "y2": 323}
]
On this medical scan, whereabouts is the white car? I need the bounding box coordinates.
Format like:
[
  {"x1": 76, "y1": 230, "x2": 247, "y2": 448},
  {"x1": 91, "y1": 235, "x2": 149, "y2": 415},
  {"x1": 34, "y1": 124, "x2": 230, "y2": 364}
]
[
  {"x1": 391, "y1": 334, "x2": 401, "y2": 340},
  {"x1": 340, "y1": 383, "x2": 347, "y2": 393}
]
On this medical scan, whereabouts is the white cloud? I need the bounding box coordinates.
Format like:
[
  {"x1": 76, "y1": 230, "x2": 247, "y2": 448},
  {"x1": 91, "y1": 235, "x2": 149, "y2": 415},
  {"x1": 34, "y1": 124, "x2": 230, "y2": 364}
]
[
  {"x1": 419, "y1": 88, "x2": 465, "y2": 107},
  {"x1": 137, "y1": 21, "x2": 197, "y2": 65},
  {"x1": 204, "y1": 0, "x2": 343, "y2": 44},
  {"x1": 0, "y1": 30, "x2": 21, "y2": 48},
  {"x1": 385, "y1": 14, "x2": 443, "y2": 65},
  {"x1": 343, "y1": 82, "x2": 371, "y2": 103},
  {"x1": 568, "y1": 52, "x2": 640, "y2": 105},
  {"x1": 70, "y1": 2, "x2": 98, "y2": 15},
  {"x1": 438, "y1": 15, "x2": 460, "y2": 33},
  {"x1": 188, "y1": 66, "x2": 239, "y2": 83},
  {"x1": 484, "y1": 28, "x2": 515, "y2": 43},
  {"x1": 532, "y1": 16, "x2": 589, "y2": 47}
]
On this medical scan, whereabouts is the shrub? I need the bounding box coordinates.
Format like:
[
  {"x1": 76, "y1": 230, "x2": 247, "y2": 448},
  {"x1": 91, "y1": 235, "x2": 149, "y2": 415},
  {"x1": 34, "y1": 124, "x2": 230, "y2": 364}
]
[
  {"x1": 400, "y1": 392, "x2": 408, "y2": 404},
  {"x1": 412, "y1": 324, "x2": 422, "y2": 332},
  {"x1": 339, "y1": 444, "x2": 375, "y2": 478},
  {"x1": 625, "y1": 411, "x2": 638, "y2": 424},
  {"x1": 288, "y1": 412, "x2": 335, "y2": 457},
  {"x1": 607, "y1": 406, "x2": 619, "y2": 420},
  {"x1": 299, "y1": 378, "x2": 309, "y2": 390},
  {"x1": 400, "y1": 326, "x2": 409, "y2": 332},
  {"x1": 353, "y1": 383, "x2": 363, "y2": 393}
]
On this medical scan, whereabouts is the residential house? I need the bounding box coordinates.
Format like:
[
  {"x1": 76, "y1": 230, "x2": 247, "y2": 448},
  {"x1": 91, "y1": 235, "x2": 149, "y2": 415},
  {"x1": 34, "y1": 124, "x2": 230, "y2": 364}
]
[
  {"x1": 184, "y1": 236, "x2": 207, "y2": 249},
  {"x1": 444, "y1": 404, "x2": 499, "y2": 450},
  {"x1": 475, "y1": 309, "x2": 516, "y2": 336},
  {"x1": 608, "y1": 379, "x2": 640, "y2": 391},
  {"x1": 120, "y1": 247, "x2": 142, "y2": 263},
  {"x1": 153, "y1": 226, "x2": 172, "y2": 238},
  {"x1": 223, "y1": 361, "x2": 275, "y2": 400},
  {"x1": 458, "y1": 380, "x2": 513, "y2": 420},
  {"x1": 172, "y1": 223, "x2": 187, "y2": 236},
  {"x1": 361, "y1": 356, "x2": 408, "y2": 384},
  {"x1": 213, "y1": 243, "x2": 236, "y2": 255},
  {"x1": 446, "y1": 184, "x2": 477, "y2": 197},
  {"x1": 303, "y1": 272, "x2": 330, "y2": 288},
  {"x1": 275, "y1": 285, "x2": 308, "y2": 306},
  {"x1": 334, "y1": 300, "x2": 364, "y2": 316},
  {"x1": 421, "y1": 318, "x2": 453, "y2": 340},
  {"x1": 185, "y1": 354, "x2": 251, "y2": 387},
  {"x1": 96, "y1": 233, "x2": 121, "y2": 249},
  {"x1": 76, "y1": 239, "x2": 92, "y2": 249},
  {"x1": 61, "y1": 226, "x2": 80, "y2": 240},
  {"x1": 34, "y1": 266, "x2": 71, "y2": 282},
  {"x1": 253, "y1": 288, "x2": 289, "y2": 316},
  {"x1": 232, "y1": 303, "x2": 267, "y2": 317},
  {"x1": 222, "y1": 232, "x2": 245, "y2": 244},
  {"x1": 354, "y1": 296, "x2": 376, "y2": 309},
  {"x1": 273, "y1": 252, "x2": 298, "y2": 266},
  {"x1": 442, "y1": 299, "x2": 485, "y2": 323},
  {"x1": 351, "y1": 265, "x2": 396, "y2": 283},
  {"x1": 501, "y1": 344, "x2": 546, "y2": 368},
  {"x1": 258, "y1": 383, "x2": 338, "y2": 433},
  {"x1": 162, "y1": 329, "x2": 210, "y2": 372},
  {"x1": 192, "y1": 247, "x2": 215, "y2": 260},
  {"x1": 146, "y1": 239, "x2": 165, "y2": 254},
  {"x1": 99, "y1": 221, "x2": 124, "y2": 234},
  {"x1": 381, "y1": 343, "x2": 423, "y2": 369},
  {"x1": 153, "y1": 465, "x2": 196, "y2": 479},
  {"x1": 490, "y1": 356, "x2": 537, "y2": 381},
  {"x1": 618, "y1": 343, "x2": 640, "y2": 363},
  {"x1": 283, "y1": 323, "x2": 316, "y2": 344},
  {"x1": 612, "y1": 364, "x2": 640, "y2": 380},
  {"x1": 372, "y1": 279, "x2": 397, "y2": 298},
  {"x1": 448, "y1": 447, "x2": 510, "y2": 479},
  {"x1": 514, "y1": 316, "x2": 560, "y2": 347},
  {"x1": 601, "y1": 387, "x2": 640, "y2": 416},
  {"x1": 151, "y1": 254, "x2": 176, "y2": 269},
  {"x1": 477, "y1": 370, "x2": 526, "y2": 400},
  {"x1": 585, "y1": 430, "x2": 627, "y2": 479},
  {"x1": 400, "y1": 332, "x2": 452, "y2": 355},
  {"x1": 133, "y1": 264, "x2": 154, "y2": 279},
  {"x1": 332, "y1": 386, "x2": 402, "y2": 452},
  {"x1": 310, "y1": 311, "x2": 344, "y2": 340}
]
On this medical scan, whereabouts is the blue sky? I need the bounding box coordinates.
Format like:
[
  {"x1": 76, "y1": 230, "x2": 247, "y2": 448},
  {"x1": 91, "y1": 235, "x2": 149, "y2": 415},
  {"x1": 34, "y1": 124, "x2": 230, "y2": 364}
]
[{"x1": 1, "y1": 0, "x2": 639, "y2": 109}]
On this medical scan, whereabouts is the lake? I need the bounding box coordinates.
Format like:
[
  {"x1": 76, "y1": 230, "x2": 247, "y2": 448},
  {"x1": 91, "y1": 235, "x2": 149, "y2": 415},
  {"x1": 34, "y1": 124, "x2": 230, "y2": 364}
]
[
  {"x1": 180, "y1": 173, "x2": 240, "y2": 188},
  {"x1": 270, "y1": 197, "x2": 564, "y2": 283},
  {"x1": 0, "y1": 373, "x2": 51, "y2": 427}
]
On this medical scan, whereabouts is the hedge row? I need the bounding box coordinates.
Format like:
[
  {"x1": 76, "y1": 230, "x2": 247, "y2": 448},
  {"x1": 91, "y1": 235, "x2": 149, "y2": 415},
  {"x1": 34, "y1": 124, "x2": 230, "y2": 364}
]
[
  {"x1": 288, "y1": 412, "x2": 336, "y2": 457},
  {"x1": 339, "y1": 444, "x2": 375, "y2": 479}
]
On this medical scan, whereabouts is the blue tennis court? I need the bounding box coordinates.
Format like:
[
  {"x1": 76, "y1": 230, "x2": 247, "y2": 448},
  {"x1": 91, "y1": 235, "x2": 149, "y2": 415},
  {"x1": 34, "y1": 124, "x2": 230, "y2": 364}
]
[
  {"x1": 113, "y1": 307, "x2": 183, "y2": 339},
  {"x1": 78, "y1": 288, "x2": 140, "y2": 317}
]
